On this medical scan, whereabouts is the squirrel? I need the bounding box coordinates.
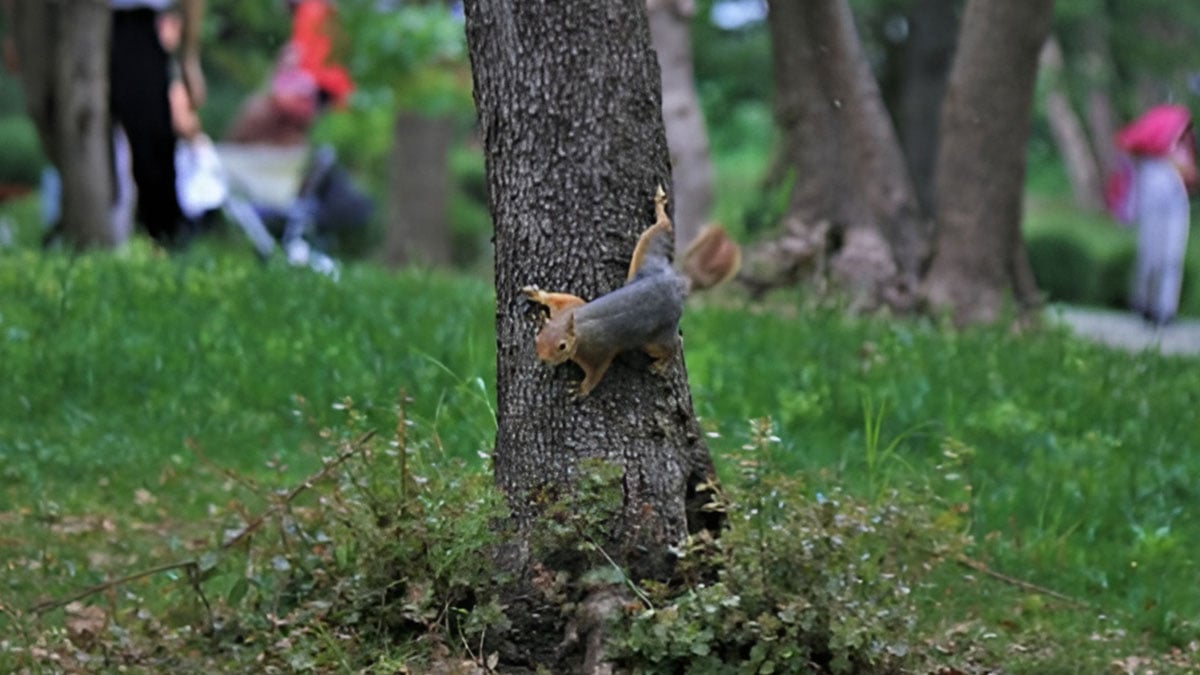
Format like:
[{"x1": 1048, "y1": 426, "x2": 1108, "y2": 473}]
[{"x1": 522, "y1": 186, "x2": 740, "y2": 396}]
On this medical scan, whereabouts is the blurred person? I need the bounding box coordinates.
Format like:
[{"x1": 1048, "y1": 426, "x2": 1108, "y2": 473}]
[
  {"x1": 159, "y1": 9, "x2": 203, "y2": 141},
  {"x1": 1, "y1": 0, "x2": 205, "y2": 247},
  {"x1": 1113, "y1": 105, "x2": 1197, "y2": 325},
  {"x1": 156, "y1": 7, "x2": 225, "y2": 224},
  {"x1": 226, "y1": 0, "x2": 353, "y2": 146},
  {"x1": 110, "y1": 0, "x2": 206, "y2": 246}
]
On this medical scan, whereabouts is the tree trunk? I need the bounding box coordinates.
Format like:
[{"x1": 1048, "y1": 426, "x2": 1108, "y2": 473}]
[
  {"x1": 464, "y1": 0, "x2": 720, "y2": 587},
  {"x1": 1087, "y1": 89, "x2": 1119, "y2": 176},
  {"x1": 766, "y1": 0, "x2": 846, "y2": 228},
  {"x1": 807, "y1": 0, "x2": 927, "y2": 302},
  {"x1": 749, "y1": 0, "x2": 924, "y2": 309},
  {"x1": 384, "y1": 111, "x2": 453, "y2": 267},
  {"x1": 737, "y1": 0, "x2": 839, "y2": 296},
  {"x1": 922, "y1": 0, "x2": 1053, "y2": 326},
  {"x1": 897, "y1": 0, "x2": 957, "y2": 215},
  {"x1": 11, "y1": 0, "x2": 116, "y2": 249},
  {"x1": 1041, "y1": 36, "x2": 1104, "y2": 212},
  {"x1": 648, "y1": 0, "x2": 713, "y2": 254}
]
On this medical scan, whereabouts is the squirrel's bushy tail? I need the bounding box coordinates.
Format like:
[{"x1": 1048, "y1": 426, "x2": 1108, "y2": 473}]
[{"x1": 682, "y1": 225, "x2": 741, "y2": 292}]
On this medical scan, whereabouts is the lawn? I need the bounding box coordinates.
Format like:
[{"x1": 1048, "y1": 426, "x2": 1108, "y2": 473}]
[{"x1": 1, "y1": 227, "x2": 1198, "y2": 671}]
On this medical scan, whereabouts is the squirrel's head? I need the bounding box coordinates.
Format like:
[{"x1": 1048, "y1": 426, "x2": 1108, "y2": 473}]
[{"x1": 534, "y1": 313, "x2": 577, "y2": 365}]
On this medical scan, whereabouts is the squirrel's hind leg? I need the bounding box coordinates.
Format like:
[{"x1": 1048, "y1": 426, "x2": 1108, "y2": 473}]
[
  {"x1": 643, "y1": 338, "x2": 678, "y2": 375},
  {"x1": 626, "y1": 186, "x2": 675, "y2": 282}
]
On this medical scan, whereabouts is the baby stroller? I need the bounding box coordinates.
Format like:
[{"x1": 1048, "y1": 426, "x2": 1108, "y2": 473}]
[
  {"x1": 208, "y1": 141, "x2": 371, "y2": 278},
  {"x1": 203, "y1": 0, "x2": 369, "y2": 274}
]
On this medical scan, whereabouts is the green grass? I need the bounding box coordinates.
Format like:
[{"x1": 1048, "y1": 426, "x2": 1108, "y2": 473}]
[
  {"x1": 684, "y1": 295, "x2": 1200, "y2": 643},
  {"x1": 0, "y1": 242, "x2": 497, "y2": 517},
  {"x1": 1, "y1": 200, "x2": 1199, "y2": 669}
]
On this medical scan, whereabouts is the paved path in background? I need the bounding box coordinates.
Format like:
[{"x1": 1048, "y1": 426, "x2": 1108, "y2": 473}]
[{"x1": 1050, "y1": 305, "x2": 1200, "y2": 356}]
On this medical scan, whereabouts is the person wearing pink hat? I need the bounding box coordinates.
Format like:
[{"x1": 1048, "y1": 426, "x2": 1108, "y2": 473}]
[{"x1": 1114, "y1": 104, "x2": 1197, "y2": 325}]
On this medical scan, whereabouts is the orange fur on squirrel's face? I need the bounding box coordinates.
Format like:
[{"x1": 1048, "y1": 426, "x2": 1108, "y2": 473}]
[{"x1": 534, "y1": 314, "x2": 578, "y2": 366}]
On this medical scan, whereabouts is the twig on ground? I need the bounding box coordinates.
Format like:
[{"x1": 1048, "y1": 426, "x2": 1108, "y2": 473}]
[
  {"x1": 30, "y1": 560, "x2": 200, "y2": 615},
  {"x1": 956, "y1": 554, "x2": 1090, "y2": 608}
]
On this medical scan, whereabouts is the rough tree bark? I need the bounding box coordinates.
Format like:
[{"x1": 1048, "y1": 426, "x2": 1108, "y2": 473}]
[
  {"x1": 384, "y1": 111, "x2": 453, "y2": 267},
  {"x1": 922, "y1": 0, "x2": 1053, "y2": 326},
  {"x1": 9, "y1": 0, "x2": 117, "y2": 249},
  {"x1": 809, "y1": 0, "x2": 927, "y2": 302},
  {"x1": 750, "y1": 0, "x2": 925, "y2": 309},
  {"x1": 648, "y1": 0, "x2": 714, "y2": 254},
  {"x1": 739, "y1": 0, "x2": 840, "y2": 296},
  {"x1": 464, "y1": 0, "x2": 720, "y2": 584}
]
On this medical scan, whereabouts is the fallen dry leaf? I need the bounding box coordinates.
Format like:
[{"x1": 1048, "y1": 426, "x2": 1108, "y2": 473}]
[{"x1": 64, "y1": 603, "x2": 108, "y2": 645}]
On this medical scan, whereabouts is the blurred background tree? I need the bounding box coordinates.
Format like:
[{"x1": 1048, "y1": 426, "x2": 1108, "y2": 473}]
[
  {"x1": 333, "y1": 0, "x2": 474, "y2": 268},
  {"x1": 2, "y1": 0, "x2": 1199, "y2": 314}
]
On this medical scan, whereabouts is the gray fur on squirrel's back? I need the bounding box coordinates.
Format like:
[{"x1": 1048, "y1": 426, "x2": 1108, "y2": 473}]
[{"x1": 573, "y1": 272, "x2": 687, "y2": 351}]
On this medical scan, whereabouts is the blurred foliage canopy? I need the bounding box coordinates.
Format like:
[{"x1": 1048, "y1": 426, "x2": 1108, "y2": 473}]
[{"x1": 4, "y1": 0, "x2": 1200, "y2": 191}]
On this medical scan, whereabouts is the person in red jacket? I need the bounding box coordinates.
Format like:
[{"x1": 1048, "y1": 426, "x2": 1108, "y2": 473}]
[{"x1": 227, "y1": 0, "x2": 354, "y2": 146}]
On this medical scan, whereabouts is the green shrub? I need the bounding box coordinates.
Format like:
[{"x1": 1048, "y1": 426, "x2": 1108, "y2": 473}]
[
  {"x1": 614, "y1": 490, "x2": 954, "y2": 674},
  {"x1": 0, "y1": 397, "x2": 513, "y2": 673},
  {"x1": 1096, "y1": 246, "x2": 1135, "y2": 309},
  {"x1": 610, "y1": 421, "x2": 967, "y2": 675},
  {"x1": 0, "y1": 116, "x2": 45, "y2": 185},
  {"x1": 4, "y1": 246, "x2": 1200, "y2": 671},
  {"x1": 1026, "y1": 232, "x2": 1096, "y2": 303}
]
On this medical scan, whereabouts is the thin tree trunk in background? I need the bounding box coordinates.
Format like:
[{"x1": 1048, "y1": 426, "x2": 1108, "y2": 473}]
[
  {"x1": 648, "y1": 0, "x2": 713, "y2": 254},
  {"x1": 898, "y1": 0, "x2": 957, "y2": 215},
  {"x1": 384, "y1": 111, "x2": 453, "y2": 267},
  {"x1": 1041, "y1": 36, "x2": 1104, "y2": 212},
  {"x1": 11, "y1": 0, "x2": 116, "y2": 249},
  {"x1": 465, "y1": 0, "x2": 720, "y2": 607},
  {"x1": 1077, "y1": 15, "x2": 1119, "y2": 176},
  {"x1": 1087, "y1": 89, "x2": 1119, "y2": 175},
  {"x1": 922, "y1": 0, "x2": 1053, "y2": 326}
]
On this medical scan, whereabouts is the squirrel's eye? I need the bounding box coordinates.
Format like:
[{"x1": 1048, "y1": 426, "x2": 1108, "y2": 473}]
[{"x1": 557, "y1": 341, "x2": 568, "y2": 351}]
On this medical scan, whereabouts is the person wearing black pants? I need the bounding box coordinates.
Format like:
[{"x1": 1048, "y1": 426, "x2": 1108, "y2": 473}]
[{"x1": 109, "y1": 0, "x2": 205, "y2": 247}]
